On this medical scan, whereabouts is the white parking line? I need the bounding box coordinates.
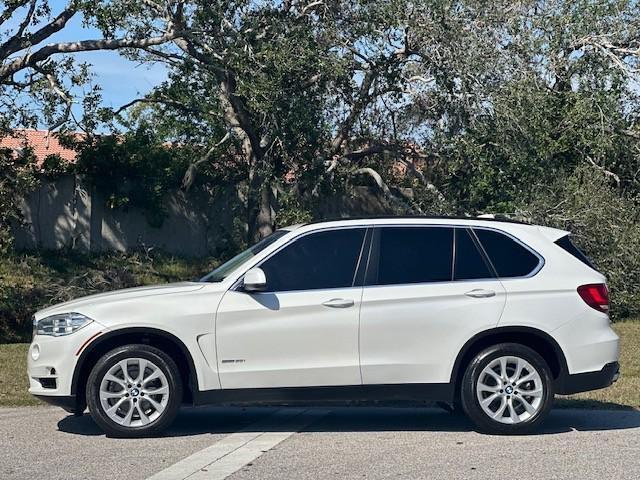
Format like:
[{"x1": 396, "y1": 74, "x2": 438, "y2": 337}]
[{"x1": 147, "y1": 408, "x2": 329, "y2": 480}]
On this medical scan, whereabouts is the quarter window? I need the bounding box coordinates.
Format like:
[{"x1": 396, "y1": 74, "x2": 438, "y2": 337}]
[
  {"x1": 555, "y1": 235, "x2": 596, "y2": 270},
  {"x1": 372, "y1": 227, "x2": 454, "y2": 285},
  {"x1": 454, "y1": 228, "x2": 494, "y2": 280},
  {"x1": 260, "y1": 228, "x2": 366, "y2": 292},
  {"x1": 473, "y1": 228, "x2": 540, "y2": 278}
]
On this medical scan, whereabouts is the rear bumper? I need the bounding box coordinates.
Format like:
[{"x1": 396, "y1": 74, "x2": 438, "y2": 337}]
[{"x1": 555, "y1": 361, "x2": 620, "y2": 395}]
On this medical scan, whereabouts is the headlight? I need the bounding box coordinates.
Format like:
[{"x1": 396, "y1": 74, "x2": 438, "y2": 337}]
[{"x1": 33, "y1": 313, "x2": 93, "y2": 337}]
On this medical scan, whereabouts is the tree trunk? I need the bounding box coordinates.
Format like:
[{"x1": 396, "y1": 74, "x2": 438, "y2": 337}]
[
  {"x1": 255, "y1": 183, "x2": 275, "y2": 239},
  {"x1": 247, "y1": 164, "x2": 275, "y2": 242},
  {"x1": 214, "y1": 73, "x2": 275, "y2": 242}
]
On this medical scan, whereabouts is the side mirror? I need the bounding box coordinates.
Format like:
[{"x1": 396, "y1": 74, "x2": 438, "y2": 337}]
[{"x1": 243, "y1": 267, "x2": 267, "y2": 292}]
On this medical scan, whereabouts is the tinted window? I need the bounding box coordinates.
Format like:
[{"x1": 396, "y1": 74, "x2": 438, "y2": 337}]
[
  {"x1": 372, "y1": 227, "x2": 453, "y2": 285},
  {"x1": 454, "y1": 228, "x2": 494, "y2": 280},
  {"x1": 555, "y1": 235, "x2": 596, "y2": 270},
  {"x1": 260, "y1": 228, "x2": 366, "y2": 292},
  {"x1": 473, "y1": 228, "x2": 540, "y2": 277},
  {"x1": 201, "y1": 230, "x2": 288, "y2": 282}
]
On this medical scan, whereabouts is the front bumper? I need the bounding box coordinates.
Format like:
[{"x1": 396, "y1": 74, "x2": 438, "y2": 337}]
[
  {"x1": 27, "y1": 322, "x2": 104, "y2": 399},
  {"x1": 555, "y1": 361, "x2": 620, "y2": 395}
]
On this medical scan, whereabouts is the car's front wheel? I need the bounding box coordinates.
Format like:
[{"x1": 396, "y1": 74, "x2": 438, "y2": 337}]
[
  {"x1": 460, "y1": 343, "x2": 554, "y2": 434},
  {"x1": 86, "y1": 344, "x2": 182, "y2": 437}
]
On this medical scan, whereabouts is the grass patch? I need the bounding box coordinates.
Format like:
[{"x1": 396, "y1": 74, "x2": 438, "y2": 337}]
[
  {"x1": 0, "y1": 343, "x2": 40, "y2": 407},
  {"x1": 1, "y1": 321, "x2": 638, "y2": 409}
]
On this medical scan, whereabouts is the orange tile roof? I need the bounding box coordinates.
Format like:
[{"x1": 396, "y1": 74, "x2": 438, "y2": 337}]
[{"x1": 0, "y1": 129, "x2": 79, "y2": 165}]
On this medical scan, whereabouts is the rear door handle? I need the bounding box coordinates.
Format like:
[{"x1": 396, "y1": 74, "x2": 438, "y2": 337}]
[
  {"x1": 465, "y1": 289, "x2": 496, "y2": 298},
  {"x1": 322, "y1": 298, "x2": 355, "y2": 308}
]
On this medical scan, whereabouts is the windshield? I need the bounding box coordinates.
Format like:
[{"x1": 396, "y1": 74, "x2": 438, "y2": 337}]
[{"x1": 199, "y1": 230, "x2": 289, "y2": 282}]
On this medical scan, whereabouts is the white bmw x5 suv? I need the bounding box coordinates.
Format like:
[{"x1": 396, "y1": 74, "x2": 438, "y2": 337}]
[{"x1": 28, "y1": 217, "x2": 620, "y2": 436}]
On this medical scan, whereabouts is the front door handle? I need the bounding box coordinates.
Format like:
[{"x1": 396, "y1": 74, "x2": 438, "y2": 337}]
[
  {"x1": 465, "y1": 289, "x2": 496, "y2": 298},
  {"x1": 322, "y1": 298, "x2": 355, "y2": 308}
]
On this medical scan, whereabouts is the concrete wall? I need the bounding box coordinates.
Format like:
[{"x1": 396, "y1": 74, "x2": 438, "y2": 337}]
[
  {"x1": 13, "y1": 175, "x2": 395, "y2": 256},
  {"x1": 14, "y1": 175, "x2": 91, "y2": 251},
  {"x1": 13, "y1": 175, "x2": 243, "y2": 257}
]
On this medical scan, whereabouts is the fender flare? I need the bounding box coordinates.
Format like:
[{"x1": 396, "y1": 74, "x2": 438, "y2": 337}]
[
  {"x1": 71, "y1": 327, "x2": 199, "y2": 396},
  {"x1": 449, "y1": 326, "x2": 569, "y2": 386}
]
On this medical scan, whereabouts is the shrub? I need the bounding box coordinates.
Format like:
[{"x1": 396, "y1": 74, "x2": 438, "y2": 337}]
[
  {"x1": 521, "y1": 166, "x2": 640, "y2": 319},
  {"x1": 0, "y1": 146, "x2": 39, "y2": 254},
  {"x1": 0, "y1": 251, "x2": 213, "y2": 343}
]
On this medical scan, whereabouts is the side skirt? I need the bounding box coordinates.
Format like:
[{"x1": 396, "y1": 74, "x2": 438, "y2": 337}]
[{"x1": 193, "y1": 383, "x2": 454, "y2": 406}]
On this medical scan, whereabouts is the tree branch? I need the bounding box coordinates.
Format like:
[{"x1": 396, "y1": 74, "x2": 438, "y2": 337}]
[
  {"x1": 623, "y1": 128, "x2": 640, "y2": 140},
  {"x1": 181, "y1": 131, "x2": 231, "y2": 190},
  {"x1": 113, "y1": 97, "x2": 157, "y2": 116},
  {"x1": 301, "y1": 73, "x2": 322, "y2": 89},
  {"x1": 172, "y1": 35, "x2": 265, "y2": 162},
  {"x1": 0, "y1": 31, "x2": 181, "y2": 81},
  {"x1": 301, "y1": 1, "x2": 324, "y2": 15},
  {"x1": 354, "y1": 167, "x2": 394, "y2": 198},
  {"x1": 142, "y1": 46, "x2": 186, "y2": 66},
  {"x1": 0, "y1": 1, "x2": 30, "y2": 26},
  {"x1": 573, "y1": 35, "x2": 640, "y2": 74},
  {"x1": 585, "y1": 156, "x2": 621, "y2": 187},
  {"x1": 140, "y1": 0, "x2": 166, "y2": 16},
  {"x1": 15, "y1": 0, "x2": 37, "y2": 40},
  {"x1": 112, "y1": 95, "x2": 210, "y2": 117},
  {"x1": 329, "y1": 69, "x2": 376, "y2": 156},
  {"x1": 0, "y1": 6, "x2": 77, "y2": 60}
]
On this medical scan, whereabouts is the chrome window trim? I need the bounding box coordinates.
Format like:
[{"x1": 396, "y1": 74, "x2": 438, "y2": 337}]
[
  {"x1": 470, "y1": 225, "x2": 545, "y2": 280},
  {"x1": 364, "y1": 223, "x2": 545, "y2": 288},
  {"x1": 229, "y1": 221, "x2": 545, "y2": 292},
  {"x1": 231, "y1": 225, "x2": 372, "y2": 293}
]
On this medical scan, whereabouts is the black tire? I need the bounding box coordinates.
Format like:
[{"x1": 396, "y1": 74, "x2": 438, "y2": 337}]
[
  {"x1": 86, "y1": 344, "x2": 182, "y2": 437},
  {"x1": 460, "y1": 343, "x2": 554, "y2": 434}
]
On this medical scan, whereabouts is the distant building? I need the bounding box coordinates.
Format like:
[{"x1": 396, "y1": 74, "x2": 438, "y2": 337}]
[{"x1": 0, "y1": 129, "x2": 79, "y2": 166}]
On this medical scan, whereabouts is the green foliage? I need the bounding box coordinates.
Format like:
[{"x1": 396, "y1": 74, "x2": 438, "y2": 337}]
[
  {"x1": 275, "y1": 186, "x2": 313, "y2": 227},
  {"x1": 0, "y1": 250, "x2": 214, "y2": 343},
  {"x1": 0, "y1": 146, "x2": 39, "y2": 254},
  {"x1": 522, "y1": 167, "x2": 640, "y2": 319},
  {"x1": 72, "y1": 127, "x2": 192, "y2": 227},
  {"x1": 444, "y1": 79, "x2": 638, "y2": 213}
]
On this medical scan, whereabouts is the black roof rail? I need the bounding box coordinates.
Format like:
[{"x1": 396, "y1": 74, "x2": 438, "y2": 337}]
[{"x1": 302, "y1": 215, "x2": 532, "y2": 226}]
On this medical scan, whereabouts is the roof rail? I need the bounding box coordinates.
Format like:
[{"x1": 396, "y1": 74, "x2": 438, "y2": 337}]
[{"x1": 303, "y1": 215, "x2": 531, "y2": 226}]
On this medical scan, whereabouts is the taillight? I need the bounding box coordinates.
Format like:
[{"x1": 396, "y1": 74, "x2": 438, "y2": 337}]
[{"x1": 577, "y1": 284, "x2": 609, "y2": 313}]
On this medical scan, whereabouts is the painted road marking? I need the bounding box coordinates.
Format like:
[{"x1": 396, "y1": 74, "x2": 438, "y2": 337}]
[{"x1": 147, "y1": 408, "x2": 329, "y2": 480}]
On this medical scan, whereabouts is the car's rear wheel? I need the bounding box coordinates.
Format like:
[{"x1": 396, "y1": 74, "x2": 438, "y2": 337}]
[
  {"x1": 86, "y1": 344, "x2": 182, "y2": 437},
  {"x1": 460, "y1": 343, "x2": 554, "y2": 434}
]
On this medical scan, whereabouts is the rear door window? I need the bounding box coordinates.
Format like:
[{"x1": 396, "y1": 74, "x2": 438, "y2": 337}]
[
  {"x1": 454, "y1": 228, "x2": 495, "y2": 280},
  {"x1": 370, "y1": 226, "x2": 454, "y2": 285},
  {"x1": 473, "y1": 228, "x2": 541, "y2": 278}
]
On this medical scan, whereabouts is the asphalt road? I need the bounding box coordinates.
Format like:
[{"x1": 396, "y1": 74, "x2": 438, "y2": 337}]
[{"x1": 1, "y1": 405, "x2": 639, "y2": 480}]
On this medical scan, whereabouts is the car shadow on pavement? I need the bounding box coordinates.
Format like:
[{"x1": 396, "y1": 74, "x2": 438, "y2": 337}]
[{"x1": 57, "y1": 405, "x2": 640, "y2": 438}]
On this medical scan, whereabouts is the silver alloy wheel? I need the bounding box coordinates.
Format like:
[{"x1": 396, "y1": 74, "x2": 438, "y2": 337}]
[
  {"x1": 476, "y1": 355, "x2": 544, "y2": 424},
  {"x1": 99, "y1": 357, "x2": 170, "y2": 427}
]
